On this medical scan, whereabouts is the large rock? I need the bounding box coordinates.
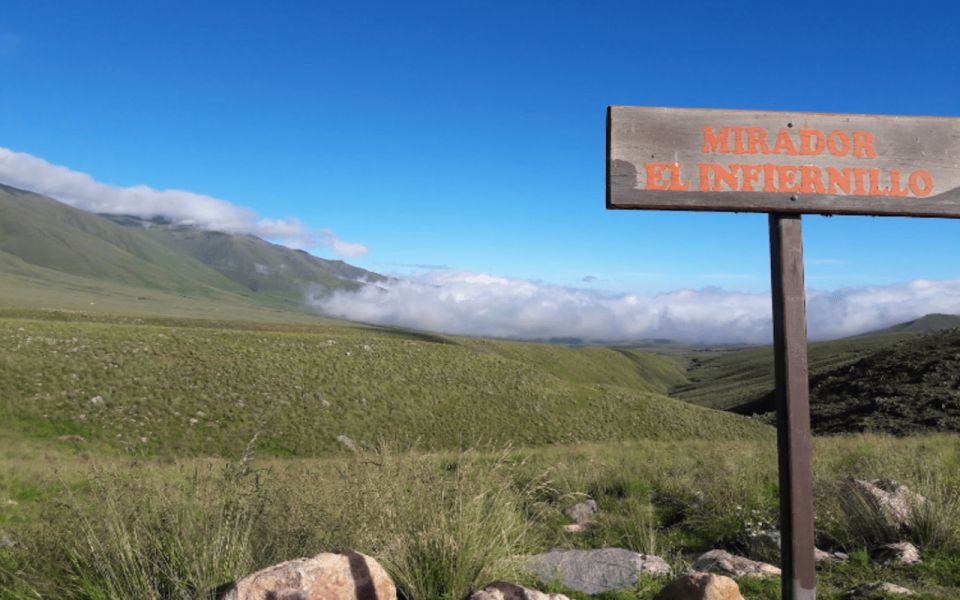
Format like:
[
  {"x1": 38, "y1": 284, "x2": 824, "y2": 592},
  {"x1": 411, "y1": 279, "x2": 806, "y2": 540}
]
[
  {"x1": 654, "y1": 573, "x2": 745, "y2": 600},
  {"x1": 218, "y1": 551, "x2": 396, "y2": 600},
  {"x1": 528, "y1": 548, "x2": 672, "y2": 595},
  {"x1": 871, "y1": 542, "x2": 921, "y2": 566},
  {"x1": 843, "y1": 582, "x2": 914, "y2": 598},
  {"x1": 843, "y1": 479, "x2": 926, "y2": 529},
  {"x1": 692, "y1": 550, "x2": 780, "y2": 578},
  {"x1": 470, "y1": 582, "x2": 570, "y2": 600},
  {"x1": 564, "y1": 499, "x2": 598, "y2": 524},
  {"x1": 749, "y1": 529, "x2": 848, "y2": 564}
]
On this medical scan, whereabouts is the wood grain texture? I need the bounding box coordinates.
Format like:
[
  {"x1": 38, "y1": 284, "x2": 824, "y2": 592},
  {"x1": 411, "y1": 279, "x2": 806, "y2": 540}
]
[
  {"x1": 769, "y1": 214, "x2": 817, "y2": 600},
  {"x1": 608, "y1": 106, "x2": 960, "y2": 217}
]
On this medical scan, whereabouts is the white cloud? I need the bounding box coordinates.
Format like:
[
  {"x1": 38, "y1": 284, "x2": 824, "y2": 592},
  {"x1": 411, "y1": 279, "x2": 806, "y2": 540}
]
[
  {"x1": 0, "y1": 147, "x2": 369, "y2": 257},
  {"x1": 311, "y1": 272, "x2": 960, "y2": 344}
]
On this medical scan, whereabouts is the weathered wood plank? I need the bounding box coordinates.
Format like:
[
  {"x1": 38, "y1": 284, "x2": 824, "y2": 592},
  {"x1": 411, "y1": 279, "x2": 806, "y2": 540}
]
[
  {"x1": 769, "y1": 214, "x2": 816, "y2": 600},
  {"x1": 608, "y1": 106, "x2": 960, "y2": 217}
]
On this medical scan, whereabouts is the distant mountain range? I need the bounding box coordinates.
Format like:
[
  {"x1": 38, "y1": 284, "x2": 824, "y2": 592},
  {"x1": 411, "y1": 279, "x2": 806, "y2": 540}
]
[{"x1": 0, "y1": 183, "x2": 384, "y2": 316}]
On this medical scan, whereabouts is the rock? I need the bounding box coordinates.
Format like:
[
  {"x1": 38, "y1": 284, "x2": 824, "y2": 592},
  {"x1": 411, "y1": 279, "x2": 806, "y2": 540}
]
[
  {"x1": 843, "y1": 582, "x2": 914, "y2": 598},
  {"x1": 470, "y1": 582, "x2": 570, "y2": 600},
  {"x1": 564, "y1": 499, "x2": 598, "y2": 524},
  {"x1": 749, "y1": 529, "x2": 847, "y2": 565},
  {"x1": 528, "y1": 548, "x2": 672, "y2": 594},
  {"x1": 654, "y1": 573, "x2": 745, "y2": 600},
  {"x1": 562, "y1": 523, "x2": 589, "y2": 534},
  {"x1": 217, "y1": 551, "x2": 396, "y2": 600},
  {"x1": 871, "y1": 542, "x2": 921, "y2": 565},
  {"x1": 336, "y1": 435, "x2": 357, "y2": 451},
  {"x1": 843, "y1": 479, "x2": 926, "y2": 529},
  {"x1": 0, "y1": 532, "x2": 15, "y2": 548},
  {"x1": 692, "y1": 550, "x2": 781, "y2": 578}
]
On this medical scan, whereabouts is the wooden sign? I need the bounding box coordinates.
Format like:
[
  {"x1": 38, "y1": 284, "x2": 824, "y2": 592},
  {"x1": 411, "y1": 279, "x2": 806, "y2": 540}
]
[{"x1": 608, "y1": 106, "x2": 960, "y2": 217}]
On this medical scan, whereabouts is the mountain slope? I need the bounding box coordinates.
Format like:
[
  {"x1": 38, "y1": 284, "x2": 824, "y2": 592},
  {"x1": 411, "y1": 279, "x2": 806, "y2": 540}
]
[
  {"x1": 0, "y1": 184, "x2": 382, "y2": 316},
  {"x1": 673, "y1": 318, "x2": 960, "y2": 435},
  {"x1": 0, "y1": 184, "x2": 246, "y2": 295},
  {"x1": 102, "y1": 214, "x2": 383, "y2": 309}
]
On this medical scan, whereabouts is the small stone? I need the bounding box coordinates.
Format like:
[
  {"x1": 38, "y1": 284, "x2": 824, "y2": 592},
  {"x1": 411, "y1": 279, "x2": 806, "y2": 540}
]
[
  {"x1": 562, "y1": 523, "x2": 589, "y2": 534},
  {"x1": 692, "y1": 550, "x2": 781, "y2": 578},
  {"x1": 871, "y1": 542, "x2": 921, "y2": 565},
  {"x1": 0, "y1": 532, "x2": 15, "y2": 548},
  {"x1": 654, "y1": 572, "x2": 744, "y2": 600},
  {"x1": 527, "y1": 548, "x2": 671, "y2": 595},
  {"x1": 470, "y1": 582, "x2": 570, "y2": 600},
  {"x1": 217, "y1": 551, "x2": 396, "y2": 600},
  {"x1": 844, "y1": 582, "x2": 914, "y2": 598},
  {"x1": 89, "y1": 395, "x2": 103, "y2": 405},
  {"x1": 564, "y1": 499, "x2": 598, "y2": 524},
  {"x1": 336, "y1": 435, "x2": 357, "y2": 451}
]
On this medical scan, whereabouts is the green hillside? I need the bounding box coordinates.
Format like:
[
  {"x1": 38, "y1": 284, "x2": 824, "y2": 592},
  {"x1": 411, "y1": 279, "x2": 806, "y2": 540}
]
[
  {"x1": 670, "y1": 333, "x2": 914, "y2": 411},
  {"x1": 0, "y1": 184, "x2": 382, "y2": 317},
  {"x1": 104, "y1": 214, "x2": 384, "y2": 309},
  {"x1": 0, "y1": 311, "x2": 771, "y2": 458},
  {"x1": 810, "y1": 328, "x2": 960, "y2": 434}
]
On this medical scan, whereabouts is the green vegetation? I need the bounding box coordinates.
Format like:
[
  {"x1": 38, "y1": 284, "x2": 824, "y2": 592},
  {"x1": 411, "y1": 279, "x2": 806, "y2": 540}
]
[
  {"x1": 0, "y1": 311, "x2": 767, "y2": 458},
  {"x1": 672, "y1": 333, "x2": 915, "y2": 412},
  {"x1": 2, "y1": 434, "x2": 958, "y2": 599},
  {"x1": 674, "y1": 326, "x2": 960, "y2": 435},
  {"x1": 0, "y1": 184, "x2": 380, "y2": 317}
]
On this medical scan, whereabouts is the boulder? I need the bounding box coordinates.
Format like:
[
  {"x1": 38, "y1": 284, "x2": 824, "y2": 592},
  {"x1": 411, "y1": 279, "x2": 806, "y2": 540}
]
[
  {"x1": 528, "y1": 548, "x2": 671, "y2": 595},
  {"x1": 653, "y1": 573, "x2": 745, "y2": 600},
  {"x1": 470, "y1": 582, "x2": 570, "y2": 600},
  {"x1": 218, "y1": 551, "x2": 396, "y2": 600},
  {"x1": 692, "y1": 550, "x2": 780, "y2": 578},
  {"x1": 564, "y1": 499, "x2": 598, "y2": 524},
  {"x1": 336, "y1": 435, "x2": 357, "y2": 451},
  {"x1": 749, "y1": 529, "x2": 847, "y2": 564},
  {"x1": 871, "y1": 542, "x2": 921, "y2": 566},
  {"x1": 843, "y1": 479, "x2": 926, "y2": 529},
  {"x1": 843, "y1": 582, "x2": 914, "y2": 598}
]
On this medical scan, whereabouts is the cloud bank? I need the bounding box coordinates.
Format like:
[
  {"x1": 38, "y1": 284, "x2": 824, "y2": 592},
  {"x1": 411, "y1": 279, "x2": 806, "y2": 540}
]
[
  {"x1": 0, "y1": 147, "x2": 368, "y2": 257},
  {"x1": 311, "y1": 272, "x2": 960, "y2": 344}
]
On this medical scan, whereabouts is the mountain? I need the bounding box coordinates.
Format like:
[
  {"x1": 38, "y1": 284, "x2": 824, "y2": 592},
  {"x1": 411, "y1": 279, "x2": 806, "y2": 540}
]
[
  {"x1": 0, "y1": 183, "x2": 382, "y2": 317},
  {"x1": 861, "y1": 313, "x2": 960, "y2": 336}
]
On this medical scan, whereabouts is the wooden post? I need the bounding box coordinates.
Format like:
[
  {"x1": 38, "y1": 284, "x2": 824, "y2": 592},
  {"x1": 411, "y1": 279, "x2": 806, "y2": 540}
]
[{"x1": 769, "y1": 213, "x2": 816, "y2": 600}]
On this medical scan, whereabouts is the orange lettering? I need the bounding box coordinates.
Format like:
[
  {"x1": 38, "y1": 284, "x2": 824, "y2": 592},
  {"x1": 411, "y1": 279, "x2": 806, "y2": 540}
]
[
  {"x1": 711, "y1": 163, "x2": 740, "y2": 191},
  {"x1": 772, "y1": 128, "x2": 798, "y2": 155},
  {"x1": 853, "y1": 168, "x2": 867, "y2": 195},
  {"x1": 698, "y1": 163, "x2": 711, "y2": 191},
  {"x1": 741, "y1": 164, "x2": 762, "y2": 191},
  {"x1": 800, "y1": 166, "x2": 825, "y2": 194},
  {"x1": 798, "y1": 128, "x2": 825, "y2": 155},
  {"x1": 746, "y1": 128, "x2": 770, "y2": 154},
  {"x1": 645, "y1": 162, "x2": 669, "y2": 190},
  {"x1": 888, "y1": 169, "x2": 909, "y2": 197},
  {"x1": 762, "y1": 164, "x2": 777, "y2": 192},
  {"x1": 853, "y1": 131, "x2": 877, "y2": 158},
  {"x1": 777, "y1": 165, "x2": 800, "y2": 192},
  {"x1": 909, "y1": 170, "x2": 933, "y2": 197},
  {"x1": 667, "y1": 163, "x2": 690, "y2": 191},
  {"x1": 827, "y1": 131, "x2": 851, "y2": 157},
  {"x1": 826, "y1": 167, "x2": 853, "y2": 195},
  {"x1": 867, "y1": 168, "x2": 890, "y2": 196},
  {"x1": 732, "y1": 128, "x2": 747, "y2": 154},
  {"x1": 702, "y1": 128, "x2": 729, "y2": 154}
]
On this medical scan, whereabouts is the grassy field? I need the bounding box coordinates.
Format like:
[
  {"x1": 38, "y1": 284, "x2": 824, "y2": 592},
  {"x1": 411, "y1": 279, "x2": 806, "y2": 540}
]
[
  {"x1": 0, "y1": 308, "x2": 958, "y2": 599},
  {"x1": 0, "y1": 310, "x2": 766, "y2": 459},
  {"x1": 1, "y1": 431, "x2": 958, "y2": 599}
]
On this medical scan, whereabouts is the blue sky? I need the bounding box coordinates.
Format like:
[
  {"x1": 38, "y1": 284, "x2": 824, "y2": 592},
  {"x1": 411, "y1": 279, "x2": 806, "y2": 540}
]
[{"x1": 1, "y1": 1, "x2": 960, "y2": 340}]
